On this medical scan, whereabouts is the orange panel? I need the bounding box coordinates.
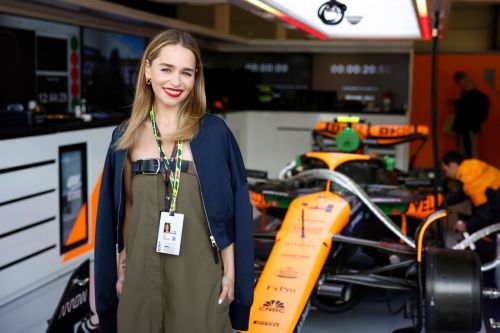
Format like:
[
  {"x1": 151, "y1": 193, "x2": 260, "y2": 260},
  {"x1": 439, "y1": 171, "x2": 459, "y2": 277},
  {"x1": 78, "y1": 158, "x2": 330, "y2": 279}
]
[
  {"x1": 65, "y1": 203, "x2": 87, "y2": 245},
  {"x1": 63, "y1": 173, "x2": 102, "y2": 262},
  {"x1": 305, "y1": 152, "x2": 370, "y2": 170},
  {"x1": 248, "y1": 191, "x2": 350, "y2": 332},
  {"x1": 405, "y1": 193, "x2": 443, "y2": 220},
  {"x1": 411, "y1": 54, "x2": 500, "y2": 168}
]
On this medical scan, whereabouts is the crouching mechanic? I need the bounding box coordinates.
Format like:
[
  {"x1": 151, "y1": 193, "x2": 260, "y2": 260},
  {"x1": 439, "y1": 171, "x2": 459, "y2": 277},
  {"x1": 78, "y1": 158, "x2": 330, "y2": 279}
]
[{"x1": 441, "y1": 150, "x2": 500, "y2": 262}]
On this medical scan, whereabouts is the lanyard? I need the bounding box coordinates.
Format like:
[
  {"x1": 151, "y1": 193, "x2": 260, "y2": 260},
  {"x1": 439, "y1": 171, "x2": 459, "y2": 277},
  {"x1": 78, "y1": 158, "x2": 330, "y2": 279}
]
[{"x1": 148, "y1": 107, "x2": 183, "y2": 213}]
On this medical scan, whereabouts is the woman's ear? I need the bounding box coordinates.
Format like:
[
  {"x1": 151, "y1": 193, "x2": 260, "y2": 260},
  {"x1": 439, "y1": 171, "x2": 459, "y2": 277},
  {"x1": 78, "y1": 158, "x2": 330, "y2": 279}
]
[{"x1": 145, "y1": 59, "x2": 151, "y2": 80}]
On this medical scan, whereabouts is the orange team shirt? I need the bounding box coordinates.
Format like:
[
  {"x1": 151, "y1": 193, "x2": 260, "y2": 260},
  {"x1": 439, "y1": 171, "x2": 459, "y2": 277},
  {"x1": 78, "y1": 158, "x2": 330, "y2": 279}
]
[{"x1": 456, "y1": 159, "x2": 500, "y2": 206}]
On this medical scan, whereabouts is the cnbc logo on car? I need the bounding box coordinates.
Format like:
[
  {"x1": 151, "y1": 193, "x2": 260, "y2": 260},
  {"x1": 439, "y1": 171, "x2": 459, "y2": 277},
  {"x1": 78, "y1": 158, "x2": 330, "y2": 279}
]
[{"x1": 259, "y1": 300, "x2": 285, "y2": 313}]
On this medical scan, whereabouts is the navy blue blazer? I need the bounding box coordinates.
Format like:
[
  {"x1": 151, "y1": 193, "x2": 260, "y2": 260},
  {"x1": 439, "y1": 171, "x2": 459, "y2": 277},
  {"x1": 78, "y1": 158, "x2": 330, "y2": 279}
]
[{"x1": 94, "y1": 114, "x2": 254, "y2": 332}]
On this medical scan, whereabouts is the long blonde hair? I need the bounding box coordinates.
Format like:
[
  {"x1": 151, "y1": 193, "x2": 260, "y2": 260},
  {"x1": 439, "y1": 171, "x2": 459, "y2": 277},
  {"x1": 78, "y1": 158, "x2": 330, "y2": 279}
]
[{"x1": 116, "y1": 29, "x2": 206, "y2": 150}]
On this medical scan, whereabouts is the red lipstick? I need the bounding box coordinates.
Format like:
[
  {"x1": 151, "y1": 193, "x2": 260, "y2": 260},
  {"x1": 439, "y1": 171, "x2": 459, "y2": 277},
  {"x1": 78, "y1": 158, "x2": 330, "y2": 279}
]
[{"x1": 164, "y1": 87, "x2": 183, "y2": 98}]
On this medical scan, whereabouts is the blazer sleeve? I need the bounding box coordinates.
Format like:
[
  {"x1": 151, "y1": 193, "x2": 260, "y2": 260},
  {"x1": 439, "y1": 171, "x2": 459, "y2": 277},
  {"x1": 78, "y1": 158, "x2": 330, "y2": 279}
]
[
  {"x1": 225, "y1": 126, "x2": 255, "y2": 331},
  {"x1": 94, "y1": 131, "x2": 119, "y2": 333}
]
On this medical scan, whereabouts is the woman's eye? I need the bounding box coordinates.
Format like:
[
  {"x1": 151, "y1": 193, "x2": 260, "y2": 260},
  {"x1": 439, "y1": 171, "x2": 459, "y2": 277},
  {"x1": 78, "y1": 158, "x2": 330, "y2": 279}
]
[
  {"x1": 182, "y1": 72, "x2": 192, "y2": 77},
  {"x1": 161, "y1": 68, "x2": 172, "y2": 72}
]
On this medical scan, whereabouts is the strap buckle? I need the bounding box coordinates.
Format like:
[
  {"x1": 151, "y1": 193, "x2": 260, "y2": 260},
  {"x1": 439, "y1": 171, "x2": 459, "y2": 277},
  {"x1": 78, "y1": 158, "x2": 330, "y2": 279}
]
[{"x1": 143, "y1": 158, "x2": 161, "y2": 175}]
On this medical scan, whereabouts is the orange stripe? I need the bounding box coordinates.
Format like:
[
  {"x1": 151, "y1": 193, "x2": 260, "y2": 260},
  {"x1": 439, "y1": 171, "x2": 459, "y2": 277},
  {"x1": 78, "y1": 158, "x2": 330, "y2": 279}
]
[
  {"x1": 63, "y1": 173, "x2": 103, "y2": 262},
  {"x1": 65, "y1": 203, "x2": 87, "y2": 245},
  {"x1": 416, "y1": 211, "x2": 446, "y2": 262}
]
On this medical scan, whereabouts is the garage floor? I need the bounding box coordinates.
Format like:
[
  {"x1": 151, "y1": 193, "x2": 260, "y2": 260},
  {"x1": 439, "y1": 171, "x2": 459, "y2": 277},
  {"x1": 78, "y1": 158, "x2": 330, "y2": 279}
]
[
  {"x1": 301, "y1": 289, "x2": 414, "y2": 333},
  {"x1": 301, "y1": 287, "x2": 490, "y2": 333}
]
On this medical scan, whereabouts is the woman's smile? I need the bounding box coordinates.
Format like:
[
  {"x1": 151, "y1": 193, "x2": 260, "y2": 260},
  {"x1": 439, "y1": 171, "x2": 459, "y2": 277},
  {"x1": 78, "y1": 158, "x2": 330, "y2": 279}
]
[{"x1": 163, "y1": 87, "x2": 183, "y2": 98}]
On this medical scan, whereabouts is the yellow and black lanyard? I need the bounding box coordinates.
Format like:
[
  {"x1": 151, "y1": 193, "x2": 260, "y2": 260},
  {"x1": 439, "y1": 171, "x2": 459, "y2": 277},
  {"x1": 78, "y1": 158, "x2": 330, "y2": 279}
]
[{"x1": 148, "y1": 107, "x2": 183, "y2": 214}]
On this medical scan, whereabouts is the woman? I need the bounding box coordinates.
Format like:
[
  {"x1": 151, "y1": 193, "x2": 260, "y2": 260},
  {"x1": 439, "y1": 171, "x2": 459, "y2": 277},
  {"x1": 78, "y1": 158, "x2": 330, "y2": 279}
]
[{"x1": 94, "y1": 29, "x2": 254, "y2": 333}]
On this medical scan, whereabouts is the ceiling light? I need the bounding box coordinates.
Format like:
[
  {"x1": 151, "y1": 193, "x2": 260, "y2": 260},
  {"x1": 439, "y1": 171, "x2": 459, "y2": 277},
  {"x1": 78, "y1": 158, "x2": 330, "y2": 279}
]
[
  {"x1": 245, "y1": 0, "x2": 423, "y2": 40},
  {"x1": 346, "y1": 16, "x2": 362, "y2": 25}
]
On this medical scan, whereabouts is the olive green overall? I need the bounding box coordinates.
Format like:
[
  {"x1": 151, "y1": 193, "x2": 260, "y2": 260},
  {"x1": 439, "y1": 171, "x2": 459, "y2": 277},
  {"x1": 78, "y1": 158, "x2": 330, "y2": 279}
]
[{"x1": 117, "y1": 161, "x2": 232, "y2": 333}]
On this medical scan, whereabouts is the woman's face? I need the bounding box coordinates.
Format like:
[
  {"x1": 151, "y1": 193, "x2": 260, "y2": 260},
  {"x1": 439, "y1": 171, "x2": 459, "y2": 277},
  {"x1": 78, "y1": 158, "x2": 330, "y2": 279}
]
[{"x1": 145, "y1": 44, "x2": 196, "y2": 111}]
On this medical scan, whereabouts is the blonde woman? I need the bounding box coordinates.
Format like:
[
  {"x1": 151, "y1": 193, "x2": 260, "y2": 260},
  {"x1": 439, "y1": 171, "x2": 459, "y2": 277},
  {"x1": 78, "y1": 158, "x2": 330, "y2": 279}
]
[{"x1": 95, "y1": 29, "x2": 254, "y2": 333}]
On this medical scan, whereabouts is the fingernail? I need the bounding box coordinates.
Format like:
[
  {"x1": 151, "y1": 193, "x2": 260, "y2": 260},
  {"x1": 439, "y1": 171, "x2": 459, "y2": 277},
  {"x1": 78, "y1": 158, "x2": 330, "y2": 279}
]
[{"x1": 218, "y1": 299, "x2": 223, "y2": 304}]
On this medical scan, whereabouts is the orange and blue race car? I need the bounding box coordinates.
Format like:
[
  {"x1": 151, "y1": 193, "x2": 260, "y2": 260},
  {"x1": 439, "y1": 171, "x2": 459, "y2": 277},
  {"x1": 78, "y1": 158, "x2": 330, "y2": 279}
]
[
  {"x1": 245, "y1": 117, "x2": 500, "y2": 333},
  {"x1": 250, "y1": 116, "x2": 441, "y2": 241}
]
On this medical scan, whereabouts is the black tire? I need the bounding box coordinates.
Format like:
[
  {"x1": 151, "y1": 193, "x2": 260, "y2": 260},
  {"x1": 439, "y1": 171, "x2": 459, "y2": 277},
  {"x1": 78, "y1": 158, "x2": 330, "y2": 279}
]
[{"x1": 424, "y1": 247, "x2": 482, "y2": 333}]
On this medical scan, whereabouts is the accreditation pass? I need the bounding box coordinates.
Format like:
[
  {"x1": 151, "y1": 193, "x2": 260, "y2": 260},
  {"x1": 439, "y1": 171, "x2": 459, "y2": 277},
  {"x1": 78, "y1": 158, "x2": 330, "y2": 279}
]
[{"x1": 156, "y1": 212, "x2": 184, "y2": 255}]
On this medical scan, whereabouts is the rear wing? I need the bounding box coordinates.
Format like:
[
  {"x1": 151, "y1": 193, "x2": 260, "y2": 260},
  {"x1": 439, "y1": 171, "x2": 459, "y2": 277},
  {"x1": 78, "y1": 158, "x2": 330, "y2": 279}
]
[
  {"x1": 313, "y1": 118, "x2": 429, "y2": 167},
  {"x1": 313, "y1": 121, "x2": 429, "y2": 148}
]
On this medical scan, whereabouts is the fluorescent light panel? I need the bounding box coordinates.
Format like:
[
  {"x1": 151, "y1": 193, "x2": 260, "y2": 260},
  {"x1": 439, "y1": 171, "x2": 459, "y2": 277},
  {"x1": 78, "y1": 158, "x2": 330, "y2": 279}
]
[{"x1": 246, "y1": 0, "x2": 426, "y2": 40}]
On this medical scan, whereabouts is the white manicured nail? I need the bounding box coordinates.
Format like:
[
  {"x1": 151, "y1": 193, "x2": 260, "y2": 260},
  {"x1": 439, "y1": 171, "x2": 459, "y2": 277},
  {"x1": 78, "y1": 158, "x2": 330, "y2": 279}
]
[{"x1": 218, "y1": 299, "x2": 223, "y2": 304}]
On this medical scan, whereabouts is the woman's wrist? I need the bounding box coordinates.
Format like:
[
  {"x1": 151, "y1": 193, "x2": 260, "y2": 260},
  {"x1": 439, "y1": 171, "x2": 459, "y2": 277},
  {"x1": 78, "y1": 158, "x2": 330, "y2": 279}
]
[
  {"x1": 220, "y1": 243, "x2": 235, "y2": 277},
  {"x1": 223, "y1": 267, "x2": 235, "y2": 278}
]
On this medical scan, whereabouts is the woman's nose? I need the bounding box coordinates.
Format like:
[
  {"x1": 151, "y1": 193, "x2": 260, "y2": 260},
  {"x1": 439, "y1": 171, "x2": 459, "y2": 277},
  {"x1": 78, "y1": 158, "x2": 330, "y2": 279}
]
[{"x1": 170, "y1": 72, "x2": 181, "y2": 86}]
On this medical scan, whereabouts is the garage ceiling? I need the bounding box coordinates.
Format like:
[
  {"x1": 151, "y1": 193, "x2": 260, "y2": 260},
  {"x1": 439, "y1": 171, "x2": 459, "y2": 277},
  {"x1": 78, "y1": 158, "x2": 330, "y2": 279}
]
[
  {"x1": 148, "y1": 0, "x2": 498, "y2": 42},
  {"x1": 1, "y1": 0, "x2": 497, "y2": 50},
  {"x1": 241, "y1": 0, "x2": 425, "y2": 40}
]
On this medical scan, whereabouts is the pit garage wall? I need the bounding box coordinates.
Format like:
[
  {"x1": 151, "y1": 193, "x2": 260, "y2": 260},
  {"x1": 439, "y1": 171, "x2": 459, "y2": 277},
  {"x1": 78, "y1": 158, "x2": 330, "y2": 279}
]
[
  {"x1": 0, "y1": 126, "x2": 114, "y2": 331},
  {"x1": 223, "y1": 111, "x2": 410, "y2": 178},
  {"x1": 410, "y1": 54, "x2": 500, "y2": 168}
]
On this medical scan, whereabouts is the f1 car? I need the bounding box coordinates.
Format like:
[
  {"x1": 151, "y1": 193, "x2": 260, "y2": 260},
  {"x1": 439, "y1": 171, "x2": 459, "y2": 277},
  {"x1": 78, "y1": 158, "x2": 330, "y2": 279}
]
[
  {"x1": 250, "y1": 117, "x2": 441, "y2": 239},
  {"x1": 248, "y1": 167, "x2": 500, "y2": 333},
  {"x1": 246, "y1": 118, "x2": 500, "y2": 333}
]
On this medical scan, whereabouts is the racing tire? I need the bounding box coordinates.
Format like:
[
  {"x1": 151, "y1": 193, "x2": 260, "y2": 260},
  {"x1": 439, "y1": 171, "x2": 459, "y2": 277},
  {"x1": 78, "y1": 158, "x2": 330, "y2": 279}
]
[{"x1": 424, "y1": 247, "x2": 482, "y2": 333}]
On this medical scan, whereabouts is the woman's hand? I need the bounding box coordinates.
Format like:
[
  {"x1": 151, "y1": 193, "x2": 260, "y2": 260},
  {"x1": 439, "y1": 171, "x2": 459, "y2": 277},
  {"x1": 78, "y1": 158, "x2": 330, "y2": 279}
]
[
  {"x1": 116, "y1": 276, "x2": 125, "y2": 297},
  {"x1": 219, "y1": 243, "x2": 235, "y2": 304},
  {"x1": 218, "y1": 274, "x2": 234, "y2": 304},
  {"x1": 116, "y1": 250, "x2": 126, "y2": 297}
]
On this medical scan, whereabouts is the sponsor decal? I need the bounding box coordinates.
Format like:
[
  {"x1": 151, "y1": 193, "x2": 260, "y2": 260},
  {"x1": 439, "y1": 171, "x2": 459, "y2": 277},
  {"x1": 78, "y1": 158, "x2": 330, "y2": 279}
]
[
  {"x1": 327, "y1": 122, "x2": 346, "y2": 133},
  {"x1": 291, "y1": 225, "x2": 323, "y2": 234},
  {"x1": 350, "y1": 200, "x2": 362, "y2": 215},
  {"x1": 58, "y1": 290, "x2": 88, "y2": 319},
  {"x1": 259, "y1": 300, "x2": 285, "y2": 313},
  {"x1": 274, "y1": 266, "x2": 301, "y2": 279},
  {"x1": 346, "y1": 211, "x2": 363, "y2": 234},
  {"x1": 378, "y1": 126, "x2": 413, "y2": 137},
  {"x1": 411, "y1": 198, "x2": 434, "y2": 213},
  {"x1": 284, "y1": 240, "x2": 316, "y2": 248},
  {"x1": 307, "y1": 203, "x2": 334, "y2": 213},
  {"x1": 297, "y1": 217, "x2": 327, "y2": 223},
  {"x1": 281, "y1": 253, "x2": 310, "y2": 260},
  {"x1": 253, "y1": 320, "x2": 280, "y2": 327},
  {"x1": 267, "y1": 284, "x2": 296, "y2": 293}
]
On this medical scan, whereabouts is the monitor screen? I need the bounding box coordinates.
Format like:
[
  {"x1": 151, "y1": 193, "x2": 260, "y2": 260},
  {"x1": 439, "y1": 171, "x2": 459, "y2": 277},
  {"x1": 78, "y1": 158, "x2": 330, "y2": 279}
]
[
  {"x1": 82, "y1": 27, "x2": 145, "y2": 115},
  {"x1": 203, "y1": 51, "x2": 312, "y2": 111},
  {"x1": 37, "y1": 36, "x2": 68, "y2": 72},
  {"x1": 0, "y1": 14, "x2": 80, "y2": 115},
  {"x1": 313, "y1": 53, "x2": 410, "y2": 114},
  {"x1": 0, "y1": 26, "x2": 36, "y2": 110}
]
